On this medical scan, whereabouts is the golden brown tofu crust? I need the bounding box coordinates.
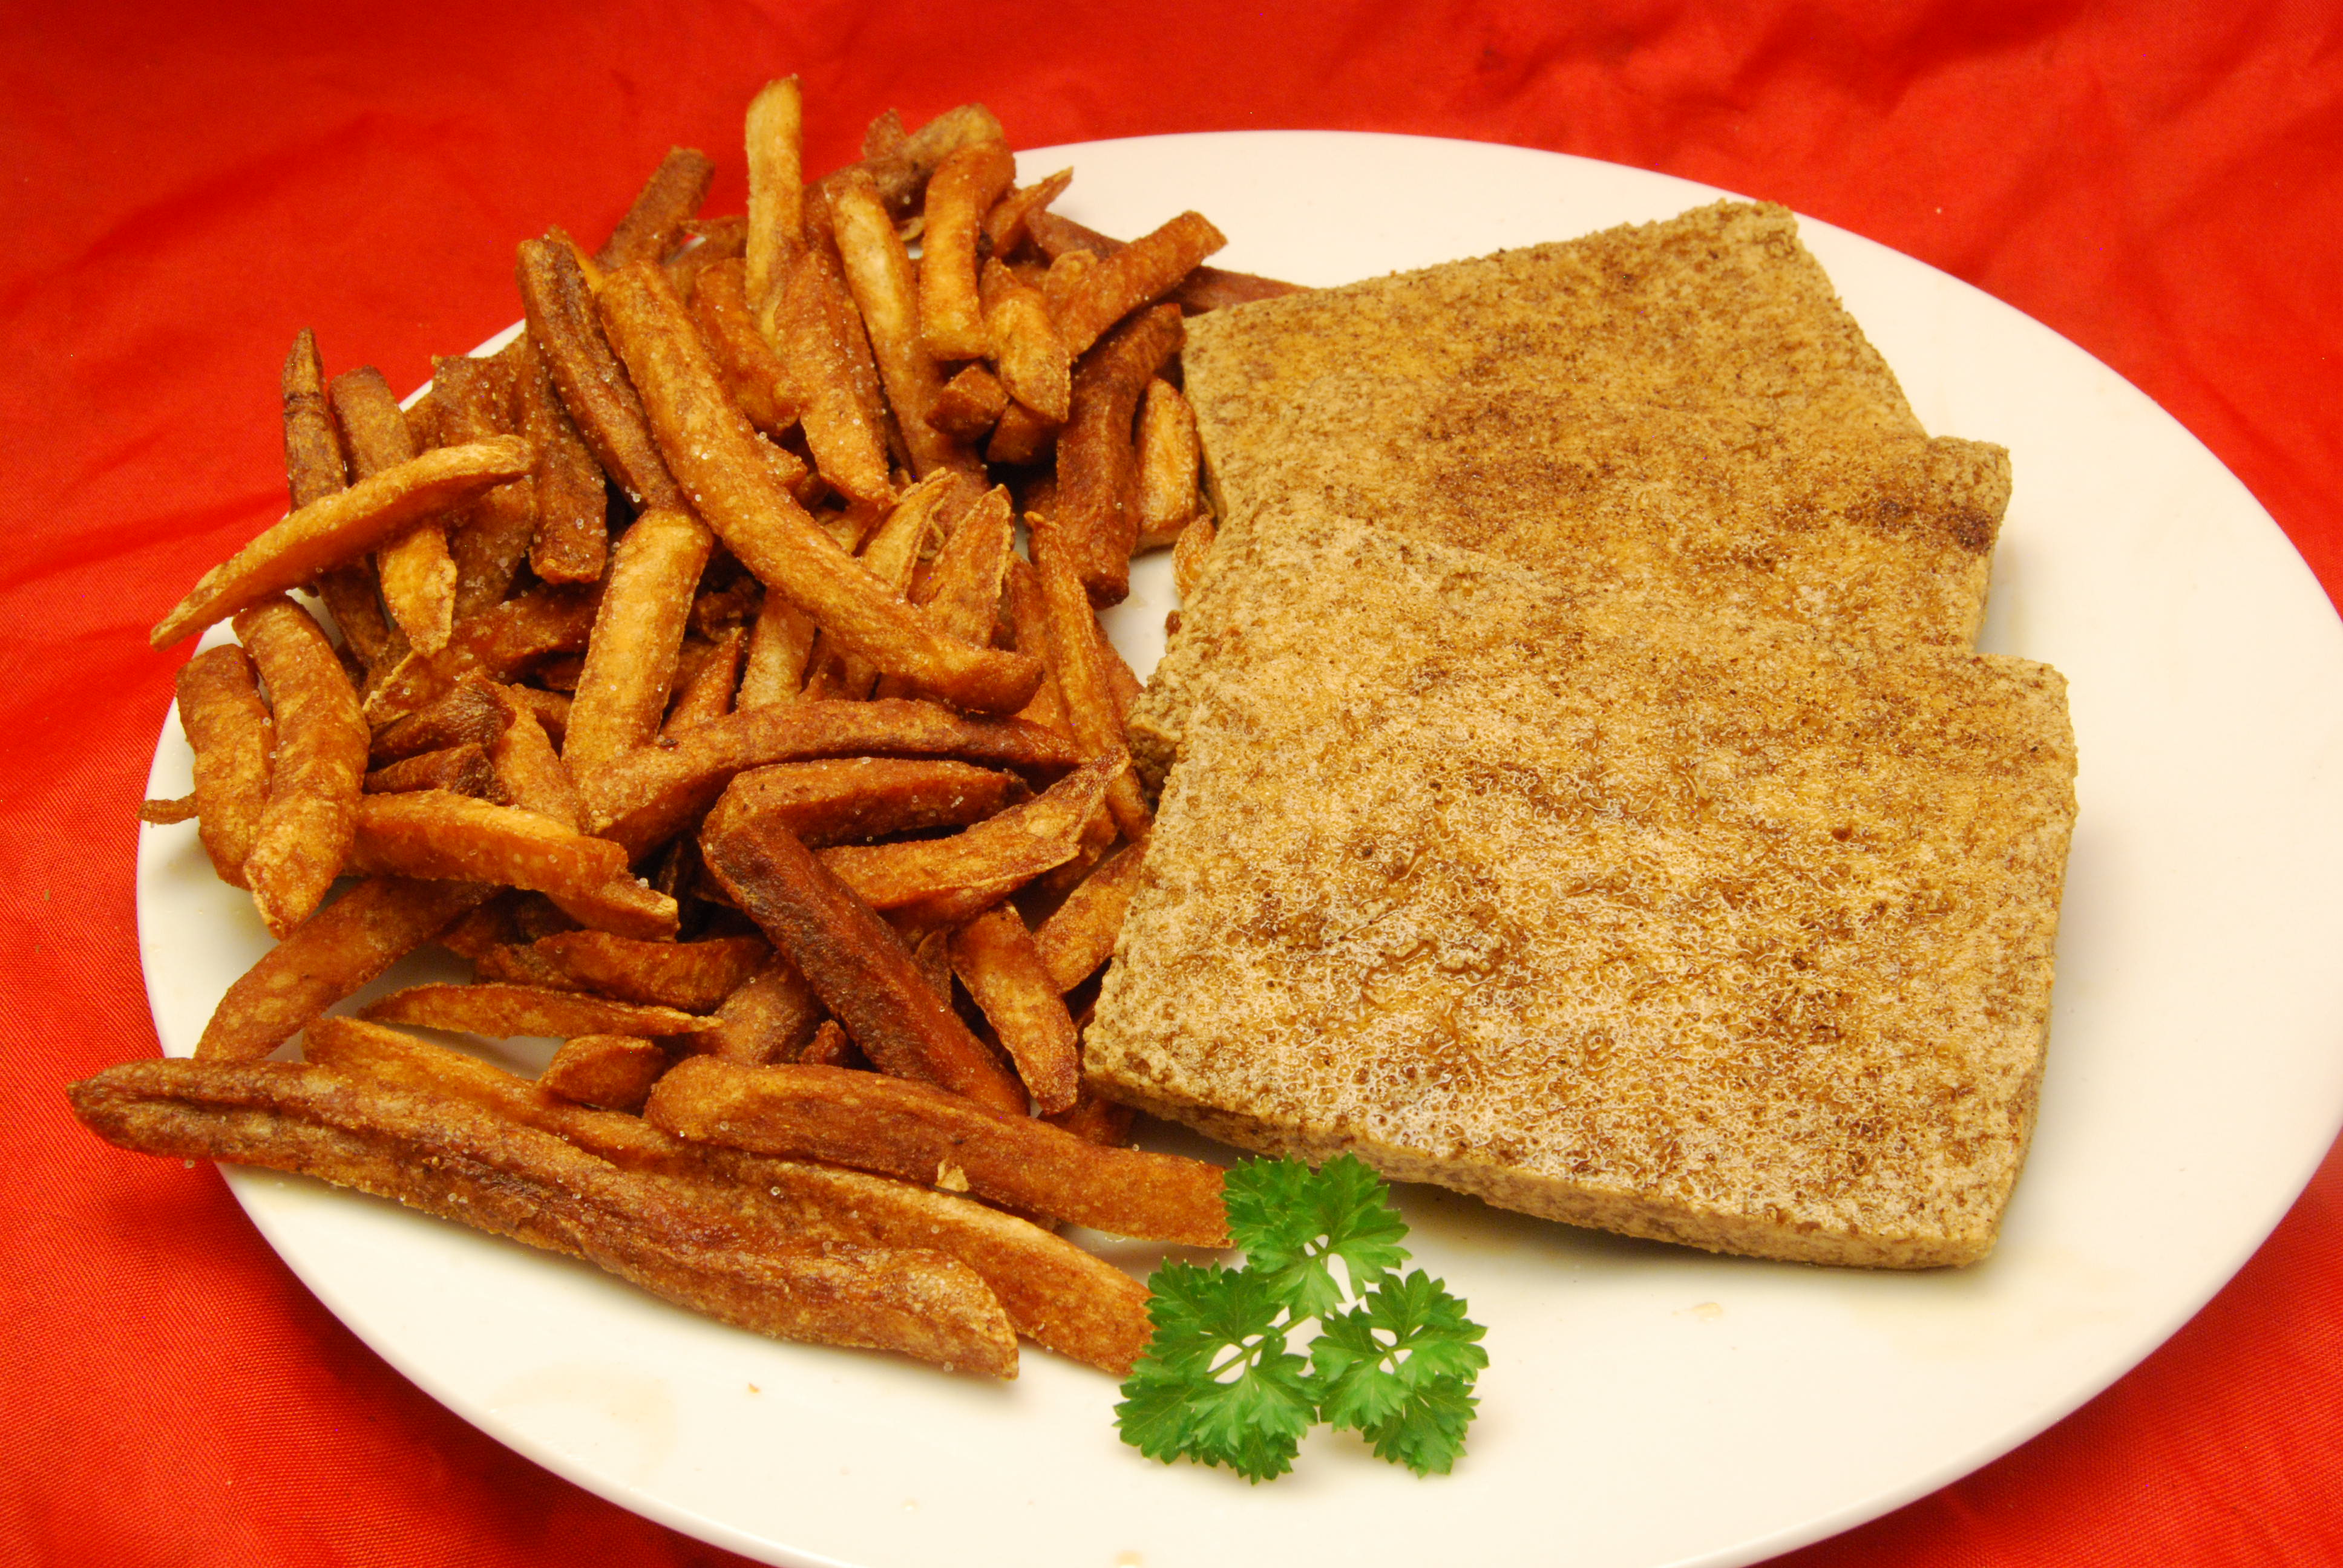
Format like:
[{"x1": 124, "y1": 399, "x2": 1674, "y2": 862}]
[{"x1": 1087, "y1": 521, "x2": 2075, "y2": 1269}]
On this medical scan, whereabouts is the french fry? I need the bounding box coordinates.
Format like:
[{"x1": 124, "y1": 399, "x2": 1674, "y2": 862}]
[
  {"x1": 1171, "y1": 511, "x2": 1217, "y2": 603},
  {"x1": 522, "y1": 931, "x2": 770, "y2": 1013},
  {"x1": 235, "y1": 595, "x2": 369, "y2": 935},
  {"x1": 68, "y1": 1057, "x2": 1017, "y2": 1378},
  {"x1": 697, "y1": 802, "x2": 1028, "y2": 1116},
  {"x1": 139, "y1": 795, "x2": 197, "y2": 825},
  {"x1": 585, "y1": 697, "x2": 1080, "y2": 857},
  {"x1": 799, "y1": 1019, "x2": 860, "y2": 1068},
  {"x1": 948, "y1": 904, "x2": 1081, "y2": 1114},
  {"x1": 500, "y1": 684, "x2": 571, "y2": 745},
  {"x1": 364, "y1": 581, "x2": 602, "y2": 725},
  {"x1": 1025, "y1": 207, "x2": 1300, "y2": 314},
  {"x1": 174, "y1": 643, "x2": 276, "y2": 888},
  {"x1": 595, "y1": 260, "x2": 1043, "y2": 716},
  {"x1": 804, "y1": 472, "x2": 955, "y2": 700},
  {"x1": 483, "y1": 689, "x2": 583, "y2": 826},
  {"x1": 919, "y1": 140, "x2": 1017, "y2": 361},
  {"x1": 349, "y1": 791, "x2": 630, "y2": 901},
  {"x1": 596, "y1": 146, "x2": 716, "y2": 270},
  {"x1": 770, "y1": 244, "x2": 897, "y2": 506},
  {"x1": 1044, "y1": 211, "x2": 1226, "y2": 358},
  {"x1": 563, "y1": 507, "x2": 715, "y2": 779},
  {"x1": 1033, "y1": 834, "x2": 1149, "y2": 990},
  {"x1": 829, "y1": 169, "x2": 978, "y2": 480},
  {"x1": 304, "y1": 1019, "x2": 1148, "y2": 1372},
  {"x1": 744, "y1": 76, "x2": 804, "y2": 309},
  {"x1": 927, "y1": 364, "x2": 1008, "y2": 442},
  {"x1": 372, "y1": 678, "x2": 506, "y2": 765},
  {"x1": 516, "y1": 235, "x2": 686, "y2": 512},
  {"x1": 692, "y1": 259, "x2": 801, "y2": 439},
  {"x1": 647, "y1": 1057, "x2": 1228, "y2": 1245},
  {"x1": 362, "y1": 743, "x2": 496, "y2": 798},
  {"x1": 363, "y1": 982, "x2": 712, "y2": 1039},
  {"x1": 428, "y1": 351, "x2": 541, "y2": 615},
  {"x1": 283, "y1": 330, "x2": 405, "y2": 685},
  {"x1": 1049, "y1": 304, "x2": 1183, "y2": 605},
  {"x1": 716, "y1": 757, "x2": 1023, "y2": 847},
  {"x1": 1028, "y1": 540, "x2": 1153, "y2": 841},
  {"x1": 1044, "y1": 1083, "x2": 1138, "y2": 1149},
  {"x1": 984, "y1": 400, "x2": 1060, "y2": 467},
  {"x1": 151, "y1": 439, "x2": 533, "y2": 650},
  {"x1": 688, "y1": 952, "x2": 824, "y2": 1065},
  {"x1": 511, "y1": 332, "x2": 610, "y2": 586},
  {"x1": 974, "y1": 256, "x2": 1073, "y2": 429},
  {"x1": 908, "y1": 483, "x2": 1014, "y2": 645},
  {"x1": 828, "y1": 102, "x2": 1006, "y2": 220},
  {"x1": 999, "y1": 555, "x2": 1075, "y2": 740},
  {"x1": 663, "y1": 624, "x2": 746, "y2": 738},
  {"x1": 1134, "y1": 376, "x2": 1202, "y2": 548},
  {"x1": 981, "y1": 167, "x2": 1072, "y2": 258},
  {"x1": 195, "y1": 876, "x2": 493, "y2": 1059},
  {"x1": 735, "y1": 589, "x2": 818, "y2": 710},
  {"x1": 818, "y1": 751, "x2": 1122, "y2": 926},
  {"x1": 537, "y1": 1034, "x2": 671, "y2": 1113},
  {"x1": 331, "y1": 367, "x2": 458, "y2": 655}
]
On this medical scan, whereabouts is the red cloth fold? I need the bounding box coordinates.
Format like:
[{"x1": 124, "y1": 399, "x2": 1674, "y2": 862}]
[{"x1": 4, "y1": 3, "x2": 2337, "y2": 1563}]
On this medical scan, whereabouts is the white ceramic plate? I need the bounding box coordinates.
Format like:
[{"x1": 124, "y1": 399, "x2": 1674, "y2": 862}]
[{"x1": 138, "y1": 132, "x2": 2343, "y2": 1568}]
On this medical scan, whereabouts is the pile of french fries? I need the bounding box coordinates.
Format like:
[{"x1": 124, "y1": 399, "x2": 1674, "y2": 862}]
[{"x1": 77, "y1": 82, "x2": 1302, "y2": 1379}]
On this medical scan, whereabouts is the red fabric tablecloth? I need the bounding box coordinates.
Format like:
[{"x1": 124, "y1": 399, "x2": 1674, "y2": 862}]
[{"x1": 4, "y1": 3, "x2": 2338, "y2": 1563}]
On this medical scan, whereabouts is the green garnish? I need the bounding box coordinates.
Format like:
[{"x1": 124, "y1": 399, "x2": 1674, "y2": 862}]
[{"x1": 1115, "y1": 1154, "x2": 1489, "y2": 1482}]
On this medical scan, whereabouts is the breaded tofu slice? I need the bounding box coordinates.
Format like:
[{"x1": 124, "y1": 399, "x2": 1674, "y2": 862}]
[
  {"x1": 1132, "y1": 201, "x2": 2008, "y2": 785},
  {"x1": 1087, "y1": 521, "x2": 2075, "y2": 1268}
]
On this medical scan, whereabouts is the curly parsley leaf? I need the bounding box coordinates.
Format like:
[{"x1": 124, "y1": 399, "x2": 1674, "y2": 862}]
[
  {"x1": 1311, "y1": 1269, "x2": 1489, "y2": 1475},
  {"x1": 1224, "y1": 1153, "x2": 1411, "y2": 1319},
  {"x1": 1113, "y1": 1261, "x2": 1318, "y2": 1483},
  {"x1": 1116, "y1": 1159, "x2": 1488, "y2": 1482}
]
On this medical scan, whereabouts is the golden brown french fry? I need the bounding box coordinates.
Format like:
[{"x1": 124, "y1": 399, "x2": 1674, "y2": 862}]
[
  {"x1": 303, "y1": 1019, "x2": 1146, "y2": 1371},
  {"x1": 918, "y1": 140, "x2": 1017, "y2": 361},
  {"x1": 596, "y1": 146, "x2": 716, "y2": 270},
  {"x1": 688, "y1": 952, "x2": 824, "y2": 1065},
  {"x1": 744, "y1": 76, "x2": 804, "y2": 310},
  {"x1": 823, "y1": 102, "x2": 1006, "y2": 219},
  {"x1": 431, "y1": 351, "x2": 542, "y2": 616},
  {"x1": 283, "y1": 332, "x2": 405, "y2": 684},
  {"x1": 331, "y1": 367, "x2": 457, "y2": 655},
  {"x1": 1000, "y1": 555, "x2": 1075, "y2": 740},
  {"x1": 909, "y1": 483, "x2": 1014, "y2": 645},
  {"x1": 798, "y1": 1019, "x2": 860, "y2": 1068},
  {"x1": 1025, "y1": 207, "x2": 1296, "y2": 315},
  {"x1": 663, "y1": 623, "x2": 745, "y2": 738},
  {"x1": 349, "y1": 791, "x2": 630, "y2": 901},
  {"x1": 537, "y1": 1034, "x2": 671, "y2": 1113},
  {"x1": 926, "y1": 364, "x2": 1008, "y2": 442},
  {"x1": 983, "y1": 400, "x2": 1060, "y2": 467},
  {"x1": 516, "y1": 235, "x2": 687, "y2": 512},
  {"x1": 1028, "y1": 540, "x2": 1153, "y2": 841},
  {"x1": 735, "y1": 589, "x2": 818, "y2": 710},
  {"x1": 509, "y1": 332, "x2": 609, "y2": 586},
  {"x1": 368, "y1": 673, "x2": 504, "y2": 766},
  {"x1": 647, "y1": 1057, "x2": 1228, "y2": 1244},
  {"x1": 196, "y1": 876, "x2": 493, "y2": 1059},
  {"x1": 363, "y1": 982, "x2": 712, "y2": 1039},
  {"x1": 1033, "y1": 835, "x2": 1149, "y2": 991},
  {"x1": 68, "y1": 1056, "x2": 1017, "y2": 1378},
  {"x1": 523, "y1": 931, "x2": 770, "y2": 1013},
  {"x1": 500, "y1": 684, "x2": 571, "y2": 745},
  {"x1": 139, "y1": 795, "x2": 198, "y2": 825},
  {"x1": 585, "y1": 697, "x2": 1080, "y2": 857},
  {"x1": 693, "y1": 259, "x2": 801, "y2": 439},
  {"x1": 362, "y1": 743, "x2": 496, "y2": 798},
  {"x1": 818, "y1": 751, "x2": 1122, "y2": 926},
  {"x1": 1043, "y1": 210, "x2": 1225, "y2": 356},
  {"x1": 718, "y1": 757, "x2": 1022, "y2": 848},
  {"x1": 483, "y1": 686, "x2": 582, "y2": 824},
  {"x1": 1134, "y1": 377, "x2": 1202, "y2": 548},
  {"x1": 364, "y1": 582, "x2": 602, "y2": 726},
  {"x1": 174, "y1": 643, "x2": 276, "y2": 888},
  {"x1": 770, "y1": 244, "x2": 897, "y2": 506},
  {"x1": 698, "y1": 801, "x2": 1029, "y2": 1117},
  {"x1": 829, "y1": 169, "x2": 978, "y2": 480},
  {"x1": 981, "y1": 168, "x2": 1072, "y2": 257},
  {"x1": 152, "y1": 439, "x2": 534, "y2": 650},
  {"x1": 804, "y1": 472, "x2": 955, "y2": 700},
  {"x1": 235, "y1": 595, "x2": 369, "y2": 935},
  {"x1": 1049, "y1": 304, "x2": 1184, "y2": 606},
  {"x1": 564, "y1": 507, "x2": 713, "y2": 780},
  {"x1": 948, "y1": 904, "x2": 1080, "y2": 1114},
  {"x1": 1044, "y1": 1083, "x2": 1138, "y2": 1149},
  {"x1": 595, "y1": 261, "x2": 1043, "y2": 716},
  {"x1": 1171, "y1": 511, "x2": 1217, "y2": 603}
]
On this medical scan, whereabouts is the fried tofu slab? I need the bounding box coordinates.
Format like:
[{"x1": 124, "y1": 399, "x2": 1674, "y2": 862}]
[{"x1": 1087, "y1": 520, "x2": 2076, "y2": 1269}]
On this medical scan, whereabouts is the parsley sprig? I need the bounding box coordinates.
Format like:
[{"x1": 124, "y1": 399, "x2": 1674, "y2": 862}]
[{"x1": 1115, "y1": 1155, "x2": 1488, "y2": 1482}]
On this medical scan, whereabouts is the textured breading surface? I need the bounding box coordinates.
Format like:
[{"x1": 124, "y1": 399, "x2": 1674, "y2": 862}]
[
  {"x1": 1087, "y1": 522, "x2": 2076, "y2": 1267},
  {"x1": 1131, "y1": 200, "x2": 2009, "y2": 785}
]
